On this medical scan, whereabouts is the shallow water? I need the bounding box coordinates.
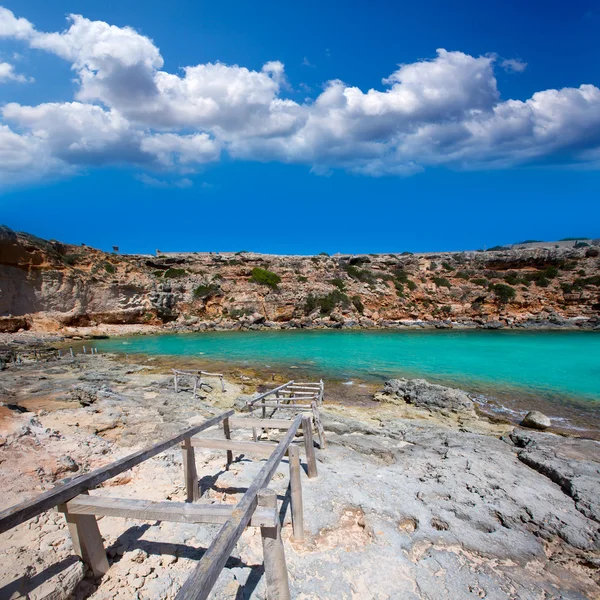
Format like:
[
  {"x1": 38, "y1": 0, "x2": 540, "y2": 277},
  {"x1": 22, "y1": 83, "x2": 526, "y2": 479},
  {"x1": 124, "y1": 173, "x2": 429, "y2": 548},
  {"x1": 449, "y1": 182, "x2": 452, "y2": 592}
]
[{"x1": 94, "y1": 329, "x2": 600, "y2": 430}]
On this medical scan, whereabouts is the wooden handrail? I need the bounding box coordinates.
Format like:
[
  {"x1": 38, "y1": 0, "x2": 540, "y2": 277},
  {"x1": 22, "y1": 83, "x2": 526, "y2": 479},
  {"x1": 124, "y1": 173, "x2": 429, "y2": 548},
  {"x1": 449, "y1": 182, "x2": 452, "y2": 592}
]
[
  {"x1": 246, "y1": 381, "x2": 294, "y2": 407},
  {"x1": 0, "y1": 410, "x2": 234, "y2": 534},
  {"x1": 175, "y1": 414, "x2": 303, "y2": 600}
]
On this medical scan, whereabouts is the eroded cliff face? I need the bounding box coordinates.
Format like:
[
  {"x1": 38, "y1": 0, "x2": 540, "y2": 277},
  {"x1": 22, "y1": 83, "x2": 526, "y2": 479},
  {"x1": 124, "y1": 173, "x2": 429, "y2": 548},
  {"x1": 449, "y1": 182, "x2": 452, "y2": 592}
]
[{"x1": 1, "y1": 226, "x2": 599, "y2": 332}]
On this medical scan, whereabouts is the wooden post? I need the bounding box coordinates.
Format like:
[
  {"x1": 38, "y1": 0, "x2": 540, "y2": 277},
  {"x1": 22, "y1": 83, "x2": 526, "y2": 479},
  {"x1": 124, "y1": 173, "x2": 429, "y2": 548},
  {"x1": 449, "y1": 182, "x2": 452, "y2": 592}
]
[
  {"x1": 220, "y1": 375, "x2": 225, "y2": 393},
  {"x1": 311, "y1": 401, "x2": 326, "y2": 449},
  {"x1": 58, "y1": 493, "x2": 109, "y2": 579},
  {"x1": 223, "y1": 417, "x2": 233, "y2": 469},
  {"x1": 288, "y1": 445, "x2": 304, "y2": 542},
  {"x1": 182, "y1": 438, "x2": 199, "y2": 502},
  {"x1": 258, "y1": 488, "x2": 291, "y2": 600},
  {"x1": 70, "y1": 347, "x2": 74, "y2": 357},
  {"x1": 252, "y1": 427, "x2": 259, "y2": 442},
  {"x1": 302, "y1": 416, "x2": 318, "y2": 478},
  {"x1": 174, "y1": 371, "x2": 179, "y2": 394}
]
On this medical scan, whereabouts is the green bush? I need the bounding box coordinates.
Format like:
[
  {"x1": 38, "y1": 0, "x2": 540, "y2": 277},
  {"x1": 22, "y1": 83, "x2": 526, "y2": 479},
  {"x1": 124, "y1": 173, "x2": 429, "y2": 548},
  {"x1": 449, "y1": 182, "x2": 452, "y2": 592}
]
[
  {"x1": 406, "y1": 280, "x2": 417, "y2": 291},
  {"x1": 319, "y1": 252, "x2": 330, "y2": 257},
  {"x1": 297, "y1": 275, "x2": 308, "y2": 283},
  {"x1": 394, "y1": 268, "x2": 409, "y2": 283},
  {"x1": 63, "y1": 254, "x2": 80, "y2": 265},
  {"x1": 456, "y1": 270, "x2": 471, "y2": 280},
  {"x1": 304, "y1": 290, "x2": 350, "y2": 315},
  {"x1": 441, "y1": 262, "x2": 455, "y2": 271},
  {"x1": 193, "y1": 283, "x2": 221, "y2": 299},
  {"x1": 328, "y1": 277, "x2": 346, "y2": 291},
  {"x1": 585, "y1": 247, "x2": 599, "y2": 258},
  {"x1": 487, "y1": 245, "x2": 508, "y2": 251},
  {"x1": 228, "y1": 307, "x2": 254, "y2": 318},
  {"x1": 491, "y1": 283, "x2": 516, "y2": 303},
  {"x1": 432, "y1": 276, "x2": 451, "y2": 288},
  {"x1": 345, "y1": 265, "x2": 376, "y2": 284},
  {"x1": 471, "y1": 278, "x2": 488, "y2": 287},
  {"x1": 503, "y1": 272, "x2": 521, "y2": 285},
  {"x1": 250, "y1": 267, "x2": 281, "y2": 289},
  {"x1": 395, "y1": 282, "x2": 404, "y2": 297},
  {"x1": 440, "y1": 305, "x2": 452, "y2": 315},
  {"x1": 152, "y1": 270, "x2": 164, "y2": 278},
  {"x1": 164, "y1": 268, "x2": 187, "y2": 278},
  {"x1": 573, "y1": 275, "x2": 600, "y2": 288},
  {"x1": 104, "y1": 262, "x2": 116, "y2": 274},
  {"x1": 351, "y1": 295, "x2": 364, "y2": 314}
]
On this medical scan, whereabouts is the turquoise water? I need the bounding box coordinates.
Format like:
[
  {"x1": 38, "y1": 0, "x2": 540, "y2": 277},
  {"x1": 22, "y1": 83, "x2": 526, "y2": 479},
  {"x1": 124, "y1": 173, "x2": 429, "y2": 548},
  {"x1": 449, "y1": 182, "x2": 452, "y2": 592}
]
[{"x1": 94, "y1": 330, "x2": 600, "y2": 407}]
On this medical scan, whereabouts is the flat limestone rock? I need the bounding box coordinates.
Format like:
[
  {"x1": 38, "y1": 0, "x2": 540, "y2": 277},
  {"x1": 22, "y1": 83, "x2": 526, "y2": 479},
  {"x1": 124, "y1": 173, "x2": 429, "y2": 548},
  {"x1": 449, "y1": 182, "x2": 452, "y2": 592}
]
[{"x1": 375, "y1": 378, "x2": 474, "y2": 412}]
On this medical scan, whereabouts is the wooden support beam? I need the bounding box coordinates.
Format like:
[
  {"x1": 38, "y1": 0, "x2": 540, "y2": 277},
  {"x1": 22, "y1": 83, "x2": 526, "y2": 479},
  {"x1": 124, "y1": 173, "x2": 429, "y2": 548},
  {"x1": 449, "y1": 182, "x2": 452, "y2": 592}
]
[
  {"x1": 312, "y1": 401, "x2": 326, "y2": 450},
  {"x1": 258, "y1": 488, "x2": 291, "y2": 600},
  {"x1": 64, "y1": 495, "x2": 277, "y2": 527},
  {"x1": 58, "y1": 492, "x2": 109, "y2": 579},
  {"x1": 222, "y1": 417, "x2": 233, "y2": 469},
  {"x1": 175, "y1": 415, "x2": 302, "y2": 600},
  {"x1": 288, "y1": 445, "x2": 304, "y2": 542},
  {"x1": 189, "y1": 438, "x2": 277, "y2": 457},
  {"x1": 182, "y1": 438, "x2": 199, "y2": 502},
  {"x1": 0, "y1": 411, "x2": 234, "y2": 534},
  {"x1": 302, "y1": 415, "x2": 318, "y2": 479}
]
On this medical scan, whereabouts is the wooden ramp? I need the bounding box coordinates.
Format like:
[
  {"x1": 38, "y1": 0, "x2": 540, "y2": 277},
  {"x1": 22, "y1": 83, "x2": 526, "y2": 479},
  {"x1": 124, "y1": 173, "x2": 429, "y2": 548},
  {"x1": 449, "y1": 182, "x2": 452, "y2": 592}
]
[
  {"x1": 246, "y1": 380, "x2": 326, "y2": 449},
  {"x1": 0, "y1": 405, "x2": 322, "y2": 600}
]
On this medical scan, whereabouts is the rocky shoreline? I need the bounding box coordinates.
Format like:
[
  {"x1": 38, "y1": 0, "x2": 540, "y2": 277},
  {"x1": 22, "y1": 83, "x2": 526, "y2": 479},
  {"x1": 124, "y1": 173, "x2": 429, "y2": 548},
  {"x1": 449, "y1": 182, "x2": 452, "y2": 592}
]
[{"x1": 0, "y1": 349, "x2": 599, "y2": 598}]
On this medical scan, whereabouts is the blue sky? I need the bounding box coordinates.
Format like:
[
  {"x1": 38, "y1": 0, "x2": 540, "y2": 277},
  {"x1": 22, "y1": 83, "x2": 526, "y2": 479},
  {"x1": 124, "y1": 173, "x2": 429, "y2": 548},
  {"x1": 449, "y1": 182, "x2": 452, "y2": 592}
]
[{"x1": 0, "y1": 0, "x2": 599, "y2": 254}]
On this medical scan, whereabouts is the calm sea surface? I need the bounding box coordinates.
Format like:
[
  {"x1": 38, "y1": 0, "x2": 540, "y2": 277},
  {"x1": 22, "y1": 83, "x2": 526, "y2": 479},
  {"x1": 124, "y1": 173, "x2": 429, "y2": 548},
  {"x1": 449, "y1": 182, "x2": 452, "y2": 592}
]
[{"x1": 94, "y1": 329, "x2": 600, "y2": 430}]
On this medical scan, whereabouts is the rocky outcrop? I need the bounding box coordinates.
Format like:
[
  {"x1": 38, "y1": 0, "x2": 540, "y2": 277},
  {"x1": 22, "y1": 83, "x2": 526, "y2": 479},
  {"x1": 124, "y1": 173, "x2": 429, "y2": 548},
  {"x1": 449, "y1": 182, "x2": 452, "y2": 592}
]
[
  {"x1": 1, "y1": 226, "x2": 599, "y2": 331},
  {"x1": 521, "y1": 410, "x2": 552, "y2": 430},
  {"x1": 375, "y1": 378, "x2": 475, "y2": 412}
]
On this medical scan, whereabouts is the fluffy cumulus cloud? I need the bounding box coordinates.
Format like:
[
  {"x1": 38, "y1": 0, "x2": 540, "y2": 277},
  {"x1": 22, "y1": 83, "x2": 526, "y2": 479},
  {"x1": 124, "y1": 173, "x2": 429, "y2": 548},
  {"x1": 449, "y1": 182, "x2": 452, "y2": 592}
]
[
  {"x1": 1, "y1": 6, "x2": 600, "y2": 187},
  {"x1": 0, "y1": 60, "x2": 32, "y2": 82}
]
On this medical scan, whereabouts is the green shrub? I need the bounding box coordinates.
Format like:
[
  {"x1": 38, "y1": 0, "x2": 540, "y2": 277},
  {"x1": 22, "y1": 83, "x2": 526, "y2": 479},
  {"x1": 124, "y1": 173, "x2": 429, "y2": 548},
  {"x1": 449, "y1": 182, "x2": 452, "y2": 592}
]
[
  {"x1": 471, "y1": 278, "x2": 488, "y2": 287},
  {"x1": 297, "y1": 275, "x2": 308, "y2": 283},
  {"x1": 304, "y1": 290, "x2": 350, "y2": 315},
  {"x1": 63, "y1": 254, "x2": 80, "y2": 265},
  {"x1": 319, "y1": 252, "x2": 330, "y2": 256},
  {"x1": 440, "y1": 305, "x2": 452, "y2": 315},
  {"x1": 104, "y1": 262, "x2": 116, "y2": 274},
  {"x1": 394, "y1": 268, "x2": 409, "y2": 283},
  {"x1": 406, "y1": 280, "x2": 417, "y2": 291},
  {"x1": 585, "y1": 247, "x2": 599, "y2": 258},
  {"x1": 574, "y1": 241, "x2": 590, "y2": 248},
  {"x1": 345, "y1": 265, "x2": 376, "y2": 284},
  {"x1": 328, "y1": 278, "x2": 346, "y2": 291},
  {"x1": 491, "y1": 283, "x2": 516, "y2": 303},
  {"x1": 503, "y1": 272, "x2": 521, "y2": 285},
  {"x1": 432, "y1": 276, "x2": 451, "y2": 288},
  {"x1": 164, "y1": 268, "x2": 187, "y2": 278},
  {"x1": 152, "y1": 270, "x2": 164, "y2": 278},
  {"x1": 487, "y1": 245, "x2": 507, "y2": 251},
  {"x1": 250, "y1": 267, "x2": 281, "y2": 289},
  {"x1": 441, "y1": 262, "x2": 455, "y2": 271},
  {"x1": 349, "y1": 256, "x2": 370, "y2": 266},
  {"x1": 193, "y1": 283, "x2": 221, "y2": 299},
  {"x1": 573, "y1": 275, "x2": 600, "y2": 288},
  {"x1": 395, "y1": 282, "x2": 404, "y2": 297},
  {"x1": 351, "y1": 295, "x2": 364, "y2": 314},
  {"x1": 456, "y1": 270, "x2": 471, "y2": 280}
]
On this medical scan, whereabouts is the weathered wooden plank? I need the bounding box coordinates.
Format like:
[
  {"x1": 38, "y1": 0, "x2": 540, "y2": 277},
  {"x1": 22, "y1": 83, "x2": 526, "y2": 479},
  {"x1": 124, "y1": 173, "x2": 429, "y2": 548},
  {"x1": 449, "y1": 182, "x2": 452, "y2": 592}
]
[
  {"x1": 175, "y1": 415, "x2": 302, "y2": 600},
  {"x1": 288, "y1": 445, "x2": 304, "y2": 542},
  {"x1": 223, "y1": 417, "x2": 233, "y2": 468},
  {"x1": 65, "y1": 495, "x2": 277, "y2": 527},
  {"x1": 229, "y1": 417, "x2": 297, "y2": 429},
  {"x1": 0, "y1": 411, "x2": 234, "y2": 534},
  {"x1": 250, "y1": 401, "x2": 312, "y2": 409},
  {"x1": 182, "y1": 438, "x2": 199, "y2": 502},
  {"x1": 189, "y1": 438, "x2": 277, "y2": 456},
  {"x1": 258, "y1": 488, "x2": 291, "y2": 599},
  {"x1": 302, "y1": 415, "x2": 318, "y2": 478}
]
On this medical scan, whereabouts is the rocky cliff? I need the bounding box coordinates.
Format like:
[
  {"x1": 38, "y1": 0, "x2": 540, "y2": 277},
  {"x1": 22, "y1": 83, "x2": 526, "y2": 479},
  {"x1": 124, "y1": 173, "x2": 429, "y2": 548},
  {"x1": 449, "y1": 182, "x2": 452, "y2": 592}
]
[{"x1": 1, "y1": 226, "x2": 599, "y2": 332}]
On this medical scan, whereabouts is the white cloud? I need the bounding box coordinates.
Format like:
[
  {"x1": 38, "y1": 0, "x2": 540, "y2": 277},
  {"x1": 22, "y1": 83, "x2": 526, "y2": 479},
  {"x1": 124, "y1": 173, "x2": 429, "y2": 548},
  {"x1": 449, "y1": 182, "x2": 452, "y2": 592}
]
[
  {"x1": 0, "y1": 6, "x2": 599, "y2": 186},
  {"x1": 0, "y1": 60, "x2": 32, "y2": 82},
  {"x1": 501, "y1": 58, "x2": 528, "y2": 73},
  {"x1": 135, "y1": 173, "x2": 193, "y2": 188}
]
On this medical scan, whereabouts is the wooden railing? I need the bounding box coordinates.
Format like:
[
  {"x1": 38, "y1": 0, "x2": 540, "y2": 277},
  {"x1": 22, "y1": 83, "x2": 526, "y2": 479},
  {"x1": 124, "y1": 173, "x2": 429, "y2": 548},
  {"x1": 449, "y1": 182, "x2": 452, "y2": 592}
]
[
  {"x1": 172, "y1": 369, "x2": 226, "y2": 396},
  {"x1": 0, "y1": 409, "x2": 320, "y2": 600},
  {"x1": 246, "y1": 380, "x2": 326, "y2": 448}
]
